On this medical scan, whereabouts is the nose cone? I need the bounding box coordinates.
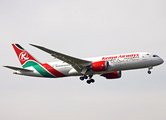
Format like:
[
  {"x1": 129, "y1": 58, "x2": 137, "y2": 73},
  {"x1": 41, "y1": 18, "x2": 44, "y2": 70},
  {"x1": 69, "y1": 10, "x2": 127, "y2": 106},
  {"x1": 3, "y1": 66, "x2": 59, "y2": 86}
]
[
  {"x1": 160, "y1": 58, "x2": 164, "y2": 64},
  {"x1": 159, "y1": 58, "x2": 164, "y2": 65}
]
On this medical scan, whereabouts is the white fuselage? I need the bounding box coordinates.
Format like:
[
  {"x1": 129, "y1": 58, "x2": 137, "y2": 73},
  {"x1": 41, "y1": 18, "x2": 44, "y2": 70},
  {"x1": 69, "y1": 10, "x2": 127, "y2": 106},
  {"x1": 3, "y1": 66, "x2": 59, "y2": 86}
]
[{"x1": 30, "y1": 52, "x2": 162, "y2": 77}]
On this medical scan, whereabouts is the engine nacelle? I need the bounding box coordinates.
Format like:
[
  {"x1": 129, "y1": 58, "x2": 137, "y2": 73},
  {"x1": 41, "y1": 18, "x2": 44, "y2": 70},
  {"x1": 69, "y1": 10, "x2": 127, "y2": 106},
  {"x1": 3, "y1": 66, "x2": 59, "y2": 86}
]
[
  {"x1": 92, "y1": 61, "x2": 109, "y2": 72},
  {"x1": 101, "y1": 71, "x2": 122, "y2": 79}
]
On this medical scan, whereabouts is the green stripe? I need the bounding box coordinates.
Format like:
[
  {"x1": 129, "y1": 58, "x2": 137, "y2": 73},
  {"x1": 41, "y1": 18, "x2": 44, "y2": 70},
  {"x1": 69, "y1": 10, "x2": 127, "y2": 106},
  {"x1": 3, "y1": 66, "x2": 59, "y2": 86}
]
[
  {"x1": 22, "y1": 61, "x2": 55, "y2": 78},
  {"x1": 22, "y1": 61, "x2": 38, "y2": 68}
]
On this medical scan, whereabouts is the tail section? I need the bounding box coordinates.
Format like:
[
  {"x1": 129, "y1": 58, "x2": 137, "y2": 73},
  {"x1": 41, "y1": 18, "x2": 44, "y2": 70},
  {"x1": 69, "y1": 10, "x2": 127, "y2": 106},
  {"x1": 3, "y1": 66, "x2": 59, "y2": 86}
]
[{"x1": 12, "y1": 44, "x2": 40, "y2": 68}]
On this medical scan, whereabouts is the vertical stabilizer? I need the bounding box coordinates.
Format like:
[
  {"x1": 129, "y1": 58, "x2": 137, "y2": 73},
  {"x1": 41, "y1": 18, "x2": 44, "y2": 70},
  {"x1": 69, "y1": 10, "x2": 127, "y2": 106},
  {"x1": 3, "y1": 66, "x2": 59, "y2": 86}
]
[{"x1": 12, "y1": 44, "x2": 40, "y2": 68}]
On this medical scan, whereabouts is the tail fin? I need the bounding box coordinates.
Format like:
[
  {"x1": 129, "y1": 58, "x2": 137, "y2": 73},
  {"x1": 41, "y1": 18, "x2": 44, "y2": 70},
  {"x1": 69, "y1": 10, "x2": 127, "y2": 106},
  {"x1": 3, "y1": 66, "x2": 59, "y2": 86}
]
[{"x1": 12, "y1": 44, "x2": 40, "y2": 68}]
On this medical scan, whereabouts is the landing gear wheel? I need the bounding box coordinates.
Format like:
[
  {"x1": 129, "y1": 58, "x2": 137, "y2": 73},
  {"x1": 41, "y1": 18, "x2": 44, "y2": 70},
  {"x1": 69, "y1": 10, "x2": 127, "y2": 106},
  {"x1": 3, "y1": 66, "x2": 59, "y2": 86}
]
[
  {"x1": 147, "y1": 66, "x2": 153, "y2": 74},
  {"x1": 91, "y1": 79, "x2": 95, "y2": 83},
  {"x1": 86, "y1": 79, "x2": 95, "y2": 84},
  {"x1": 80, "y1": 76, "x2": 84, "y2": 81},
  {"x1": 148, "y1": 71, "x2": 151, "y2": 74},
  {"x1": 87, "y1": 80, "x2": 91, "y2": 84}
]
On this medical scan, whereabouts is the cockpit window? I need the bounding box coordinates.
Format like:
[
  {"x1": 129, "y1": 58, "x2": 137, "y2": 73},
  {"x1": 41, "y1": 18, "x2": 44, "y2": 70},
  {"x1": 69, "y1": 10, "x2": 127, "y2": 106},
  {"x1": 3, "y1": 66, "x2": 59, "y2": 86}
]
[{"x1": 153, "y1": 55, "x2": 158, "y2": 57}]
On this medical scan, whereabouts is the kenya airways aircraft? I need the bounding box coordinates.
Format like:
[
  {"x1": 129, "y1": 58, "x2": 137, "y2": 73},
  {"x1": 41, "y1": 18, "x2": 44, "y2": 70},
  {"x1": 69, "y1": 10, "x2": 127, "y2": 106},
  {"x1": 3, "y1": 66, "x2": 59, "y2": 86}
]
[{"x1": 4, "y1": 44, "x2": 164, "y2": 84}]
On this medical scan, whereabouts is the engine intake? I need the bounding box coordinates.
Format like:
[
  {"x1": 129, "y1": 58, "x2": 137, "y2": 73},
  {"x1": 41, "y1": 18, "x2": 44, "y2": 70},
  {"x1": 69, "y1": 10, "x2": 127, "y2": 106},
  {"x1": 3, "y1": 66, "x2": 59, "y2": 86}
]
[{"x1": 92, "y1": 61, "x2": 109, "y2": 72}]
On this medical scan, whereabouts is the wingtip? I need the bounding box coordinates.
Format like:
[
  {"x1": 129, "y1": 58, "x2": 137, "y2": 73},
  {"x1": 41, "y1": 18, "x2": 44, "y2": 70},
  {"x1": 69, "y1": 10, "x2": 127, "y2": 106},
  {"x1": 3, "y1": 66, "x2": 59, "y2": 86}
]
[
  {"x1": 3, "y1": 66, "x2": 8, "y2": 67},
  {"x1": 3, "y1": 66, "x2": 10, "y2": 69},
  {"x1": 29, "y1": 44, "x2": 45, "y2": 49},
  {"x1": 29, "y1": 43, "x2": 35, "y2": 46},
  {"x1": 29, "y1": 44, "x2": 39, "y2": 48},
  {"x1": 29, "y1": 44, "x2": 40, "y2": 47}
]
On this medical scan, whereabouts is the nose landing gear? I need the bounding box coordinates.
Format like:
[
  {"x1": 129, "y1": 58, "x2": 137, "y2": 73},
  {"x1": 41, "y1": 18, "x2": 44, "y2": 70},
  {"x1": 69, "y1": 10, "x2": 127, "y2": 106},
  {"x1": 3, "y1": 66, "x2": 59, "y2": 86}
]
[
  {"x1": 148, "y1": 71, "x2": 151, "y2": 74},
  {"x1": 147, "y1": 66, "x2": 153, "y2": 74}
]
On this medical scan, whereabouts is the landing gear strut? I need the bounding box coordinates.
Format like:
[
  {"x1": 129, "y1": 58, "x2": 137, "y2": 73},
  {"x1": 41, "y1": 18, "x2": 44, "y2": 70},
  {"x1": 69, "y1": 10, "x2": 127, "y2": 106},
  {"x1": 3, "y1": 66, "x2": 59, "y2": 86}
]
[{"x1": 147, "y1": 66, "x2": 153, "y2": 74}]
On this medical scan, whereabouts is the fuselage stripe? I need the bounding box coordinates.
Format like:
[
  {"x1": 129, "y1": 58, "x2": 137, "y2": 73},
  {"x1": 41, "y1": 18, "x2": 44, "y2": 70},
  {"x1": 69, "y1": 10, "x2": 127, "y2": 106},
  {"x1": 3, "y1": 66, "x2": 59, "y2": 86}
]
[
  {"x1": 41, "y1": 63, "x2": 67, "y2": 77},
  {"x1": 22, "y1": 60, "x2": 66, "y2": 78},
  {"x1": 22, "y1": 61, "x2": 55, "y2": 77},
  {"x1": 33, "y1": 64, "x2": 55, "y2": 78}
]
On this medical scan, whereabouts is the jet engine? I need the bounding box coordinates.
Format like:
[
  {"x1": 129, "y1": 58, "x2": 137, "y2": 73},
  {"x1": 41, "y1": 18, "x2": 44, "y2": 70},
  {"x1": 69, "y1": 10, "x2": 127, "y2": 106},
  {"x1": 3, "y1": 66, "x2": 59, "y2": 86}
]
[
  {"x1": 92, "y1": 61, "x2": 109, "y2": 72},
  {"x1": 101, "y1": 71, "x2": 122, "y2": 79}
]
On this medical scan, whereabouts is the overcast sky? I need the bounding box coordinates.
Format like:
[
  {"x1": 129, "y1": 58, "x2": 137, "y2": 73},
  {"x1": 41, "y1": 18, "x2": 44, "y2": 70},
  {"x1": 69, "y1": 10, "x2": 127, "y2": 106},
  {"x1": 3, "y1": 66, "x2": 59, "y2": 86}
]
[{"x1": 0, "y1": 0, "x2": 166, "y2": 120}]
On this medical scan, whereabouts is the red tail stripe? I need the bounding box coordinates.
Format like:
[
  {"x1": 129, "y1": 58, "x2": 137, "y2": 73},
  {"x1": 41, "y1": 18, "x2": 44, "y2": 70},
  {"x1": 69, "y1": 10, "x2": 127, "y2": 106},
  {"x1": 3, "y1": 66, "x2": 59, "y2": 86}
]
[
  {"x1": 41, "y1": 63, "x2": 66, "y2": 77},
  {"x1": 12, "y1": 44, "x2": 39, "y2": 65}
]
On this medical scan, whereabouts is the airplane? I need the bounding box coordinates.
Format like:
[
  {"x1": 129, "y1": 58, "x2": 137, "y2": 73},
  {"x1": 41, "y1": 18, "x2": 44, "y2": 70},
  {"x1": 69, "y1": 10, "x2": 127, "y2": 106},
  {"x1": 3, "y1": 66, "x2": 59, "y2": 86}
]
[{"x1": 4, "y1": 44, "x2": 164, "y2": 84}]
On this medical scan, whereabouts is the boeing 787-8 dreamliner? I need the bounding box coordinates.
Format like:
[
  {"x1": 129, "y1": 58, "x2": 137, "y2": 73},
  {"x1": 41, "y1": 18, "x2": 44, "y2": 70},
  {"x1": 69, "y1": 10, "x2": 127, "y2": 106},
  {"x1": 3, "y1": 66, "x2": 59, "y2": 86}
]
[{"x1": 4, "y1": 44, "x2": 164, "y2": 84}]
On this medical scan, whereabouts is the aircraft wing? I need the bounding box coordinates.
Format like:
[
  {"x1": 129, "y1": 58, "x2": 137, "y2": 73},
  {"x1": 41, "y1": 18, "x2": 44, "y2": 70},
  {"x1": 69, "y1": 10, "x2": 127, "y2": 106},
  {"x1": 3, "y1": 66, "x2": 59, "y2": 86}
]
[
  {"x1": 30, "y1": 44, "x2": 92, "y2": 74},
  {"x1": 3, "y1": 66, "x2": 33, "y2": 72}
]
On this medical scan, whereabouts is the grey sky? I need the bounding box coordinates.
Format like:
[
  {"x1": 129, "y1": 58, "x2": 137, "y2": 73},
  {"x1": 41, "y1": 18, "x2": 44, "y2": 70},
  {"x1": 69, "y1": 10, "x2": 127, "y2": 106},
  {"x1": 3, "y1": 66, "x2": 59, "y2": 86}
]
[{"x1": 0, "y1": 0, "x2": 166, "y2": 120}]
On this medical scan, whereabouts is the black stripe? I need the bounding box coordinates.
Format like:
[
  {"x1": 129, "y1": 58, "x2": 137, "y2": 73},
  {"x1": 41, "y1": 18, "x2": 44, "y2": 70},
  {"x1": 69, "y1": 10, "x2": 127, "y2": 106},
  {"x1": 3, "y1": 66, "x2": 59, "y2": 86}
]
[{"x1": 15, "y1": 44, "x2": 24, "y2": 50}]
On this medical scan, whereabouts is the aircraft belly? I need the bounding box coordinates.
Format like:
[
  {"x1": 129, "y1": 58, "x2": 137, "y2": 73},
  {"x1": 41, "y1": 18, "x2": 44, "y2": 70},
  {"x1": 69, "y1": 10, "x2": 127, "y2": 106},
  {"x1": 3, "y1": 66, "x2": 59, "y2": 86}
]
[
  {"x1": 68, "y1": 68, "x2": 80, "y2": 76},
  {"x1": 55, "y1": 67, "x2": 72, "y2": 76},
  {"x1": 119, "y1": 60, "x2": 152, "y2": 71}
]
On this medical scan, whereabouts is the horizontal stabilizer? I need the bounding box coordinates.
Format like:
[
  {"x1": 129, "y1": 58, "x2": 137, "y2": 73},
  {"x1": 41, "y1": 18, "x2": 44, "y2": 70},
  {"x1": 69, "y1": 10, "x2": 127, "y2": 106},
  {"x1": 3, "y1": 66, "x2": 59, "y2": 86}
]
[{"x1": 3, "y1": 66, "x2": 32, "y2": 72}]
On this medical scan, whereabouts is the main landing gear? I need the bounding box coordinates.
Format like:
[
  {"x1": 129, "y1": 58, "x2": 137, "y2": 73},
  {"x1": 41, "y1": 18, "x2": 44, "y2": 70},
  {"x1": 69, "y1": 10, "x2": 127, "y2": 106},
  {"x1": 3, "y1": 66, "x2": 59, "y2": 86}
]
[
  {"x1": 147, "y1": 66, "x2": 153, "y2": 74},
  {"x1": 80, "y1": 75, "x2": 88, "y2": 80},
  {"x1": 79, "y1": 75, "x2": 95, "y2": 84}
]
